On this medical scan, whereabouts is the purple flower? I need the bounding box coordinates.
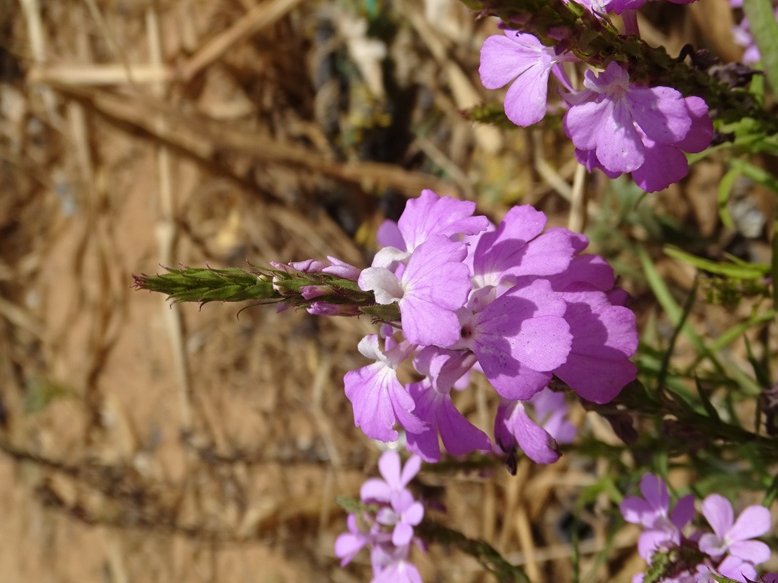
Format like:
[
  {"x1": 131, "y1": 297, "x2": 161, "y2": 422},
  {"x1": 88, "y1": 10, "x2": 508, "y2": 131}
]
[
  {"x1": 360, "y1": 235, "x2": 471, "y2": 347},
  {"x1": 336, "y1": 451, "x2": 425, "y2": 582},
  {"x1": 551, "y1": 286, "x2": 638, "y2": 403},
  {"x1": 565, "y1": 63, "x2": 712, "y2": 192},
  {"x1": 275, "y1": 256, "x2": 360, "y2": 280},
  {"x1": 360, "y1": 450, "x2": 422, "y2": 502},
  {"x1": 470, "y1": 205, "x2": 581, "y2": 289},
  {"x1": 480, "y1": 30, "x2": 574, "y2": 127},
  {"x1": 376, "y1": 189, "x2": 489, "y2": 257},
  {"x1": 528, "y1": 388, "x2": 577, "y2": 444},
  {"x1": 699, "y1": 494, "x2": 771, "y2": 578},
  {"x1": 371, "y1": 545, "x2": 423, "y2": 583},
  {"x1": 494, "y1": 398, "x2": 561, "y2": 463},
  {"x1": 335, "y1": 514, "x2": 379, "y2": 566},
  {"x1": 344, "y1": 336, "x2": 425, "y2": 441},
  {"x1": 493, "y1": 388, "x2": 576, "y2": 464},
  {"x1": 565, "y1": 62, "x2": 692, "y2": 174},
  {"x1": 307, "y1": 301, "x2": 361, "y2": 316},
  {"x1": 343, "y1": 191, "x2": 638, "y2": 458},
  {"x1": 620, "y1": 474, "x2": 695, "y2": 560},
  {"x1": 376, "y1": 490, "x2": 425, "y2": 546},
  {"x1": 405, "y1": 349, "x2": 491, "y2": 462},
  {"x1": 466, "y1": 279, "x2": 573, "y2": 400}
]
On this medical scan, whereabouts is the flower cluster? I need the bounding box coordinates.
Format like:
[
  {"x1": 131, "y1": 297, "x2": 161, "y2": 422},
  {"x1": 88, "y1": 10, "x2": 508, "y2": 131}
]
[
  {"x1": 335, "y1": 451, "x2": 425, "y2": 583},
  {"x1": 341, "y1": 189, "x2": 636, "y2": 464},
  {"x1": 621, "y1": 474, "x2": 774, "y2": 582},
  {"x1": 479, "y1": 27, "x2": 713, "y2": 192}
]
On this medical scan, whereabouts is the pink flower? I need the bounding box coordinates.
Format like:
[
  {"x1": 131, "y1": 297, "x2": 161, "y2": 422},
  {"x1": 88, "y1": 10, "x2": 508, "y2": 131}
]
[
  {"x1": 468, "y1": 279, "x2": 573, "y2": 400},
  {"x1": 565, "y1": 62, "x2": 692, "y2": 174},
  {"x1": 336, "y1": 451, "x2": 425, "y2": 582},
  {"x1": 376, "y1": 188, "x2": 489, "y2": 259},
  {"x1": 344, "y1": 335, "x2": 425, "y2": 441},
  {"x1": 360, "y1": 450, "x2": 422, "y2": 503},
  {"x1": 699, "y1": 494, "x2": 771, "y2": 581},
  {"x1": 620, "y1": 474, "x2": 695, "y2": 560},
  {"x1": 565, "y1": 63, "x2": 712, "y2": 192},
  {"x1": 479, "y1": 30, "x2": 574, "y2": 127},
  {"x1": 359, "y1": 236, "x2": 471, "y2": 347},
  {"x1": 405, "y1": 348, "x2": 491, "y2": 462}
]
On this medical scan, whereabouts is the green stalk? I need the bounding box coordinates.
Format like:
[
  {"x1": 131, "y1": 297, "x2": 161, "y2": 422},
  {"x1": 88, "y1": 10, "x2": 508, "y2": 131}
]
[{"x1": 743, "y1": 0, "x2": 778, "y2": 91}]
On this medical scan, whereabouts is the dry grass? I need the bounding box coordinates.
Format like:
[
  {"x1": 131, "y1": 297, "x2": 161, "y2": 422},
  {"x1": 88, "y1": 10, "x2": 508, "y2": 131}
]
[{"x1": 0, "y1": 0, "x2": 771, "y2": 581}]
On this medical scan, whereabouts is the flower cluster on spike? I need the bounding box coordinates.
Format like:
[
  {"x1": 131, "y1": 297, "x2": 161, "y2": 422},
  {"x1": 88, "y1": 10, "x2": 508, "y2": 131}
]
[
  {"x1": 335, "y1": 451, "x2": 425, "y2": 583},
  {"x1": 479, "y1": 14, "x2": 714, "y2": 192},
  {"x1": 336, "y1": 189, "x2": 637, "y2": 465},
  {"x1": 621, "y1": 474, "x2": 775, "y2": 582}
]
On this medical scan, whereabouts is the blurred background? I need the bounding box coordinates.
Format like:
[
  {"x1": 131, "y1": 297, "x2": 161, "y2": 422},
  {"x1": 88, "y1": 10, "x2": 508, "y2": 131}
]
[{"x1": 1, "y1": 0, "x2": 775, "y2": 581}]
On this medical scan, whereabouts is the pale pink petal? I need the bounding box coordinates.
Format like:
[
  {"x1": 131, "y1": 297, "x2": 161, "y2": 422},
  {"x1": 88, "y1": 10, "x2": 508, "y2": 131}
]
[
  {"x1": 512, "y1": 316, "x2": 572, "y2": 372},
  {"x1": 360, "y1": 478, "x2": 392, "y2": 502},
  {"x1": 701, "y1": 494, "x2": 734, "y2": 538},
  {"x1": 565, "y1": 98, "x2": 613, "y2": 152},
  {"x1": 717, "y1": 555, "x2": 758, "y2": 583},
  {"x1": 729, "y1": 539, "x2": 771, "y2": 564},
  {"x1": 727, "y1": 504, "x2": 771, "y2": 542},
  {"x1": 503, "y1": 58, "x2": 552, "y2": 127},
  {"x1": 397, "y1": 190, "x2": 488, "y2": 252},
  {"x1": 595, "y1": 98, "x2": 645, "y2": 173},
  {"x1": 399, "y1": 455, "x2": 422, "y2": 487},
  {"x1": 676, "y1": 96, "x2": 713, "y2": 153},
  {"x1": 378, "y1": 451, "x2": 402, "y2": 489},
  {"x1": 479, "y1": 31, "x2": 552, "y2": 92},
  {"x1": 637, "y1": 528, "x2": 677, "y2": 560}
]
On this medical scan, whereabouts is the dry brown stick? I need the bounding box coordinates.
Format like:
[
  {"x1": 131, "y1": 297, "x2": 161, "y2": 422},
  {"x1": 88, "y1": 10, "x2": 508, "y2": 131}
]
[
  {"x1": 19, "y1": 0, "x2": 60, "y2": 123},
  {"x1": 414, "y1": 134, "x2": 475, "y2": 200},
  {"x1": 180, "y1": 0, "x2": 304, "y2": 82},
  {"x1": 568, "y1": 163, "x2": 588, "y2": 233},
  {"x1": 83, "y1": 0, "x2": 136, "y2": 88},
  {"x1": 531, "y1": 130, "x2": 573, "y2": 202},
  {"x1": 27, "y1": 64, "x2": 172, "y2": 86},
  {"x1": 145, "y1": 6, "x2": 193, "y2": 433},
  {"x1": 40, "y1": 84, "x2": 458, "y2": 197}
]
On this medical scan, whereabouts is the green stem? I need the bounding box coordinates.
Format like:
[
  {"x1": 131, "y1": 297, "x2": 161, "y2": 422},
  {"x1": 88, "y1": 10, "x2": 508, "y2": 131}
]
[{"x1": 417, "y1": 520, "x2": 531, "y2": 583}]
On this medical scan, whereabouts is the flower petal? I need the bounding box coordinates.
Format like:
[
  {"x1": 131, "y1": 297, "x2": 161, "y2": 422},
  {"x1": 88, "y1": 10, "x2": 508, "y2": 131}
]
[
  {"x1": 503, "y1": 58, "x2": 552, "y2": 127},
  {"x1": 728, "y1": 504, "x2": 771, "y2": 542},
  {"x1": 701, "y1": 494, "x2": 734, "y2": 538},
  {"x1": 629, "y1": 86, "x2": 691, "y2": 145}
]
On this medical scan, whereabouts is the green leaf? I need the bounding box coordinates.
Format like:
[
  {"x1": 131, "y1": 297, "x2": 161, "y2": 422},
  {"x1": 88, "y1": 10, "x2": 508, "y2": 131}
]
[
  {"x1": 717, "y1": 166, "x2": 740, "y2": 230},
  {"x1": 729, "y1": 158, "x2": 778, "y2": 194},
  {"x1": 695, "y1": 377, "x2": 721, "y2": 423},
  {"x1": 664, "y1": 246, "x2": 770, "y2": 279}
]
